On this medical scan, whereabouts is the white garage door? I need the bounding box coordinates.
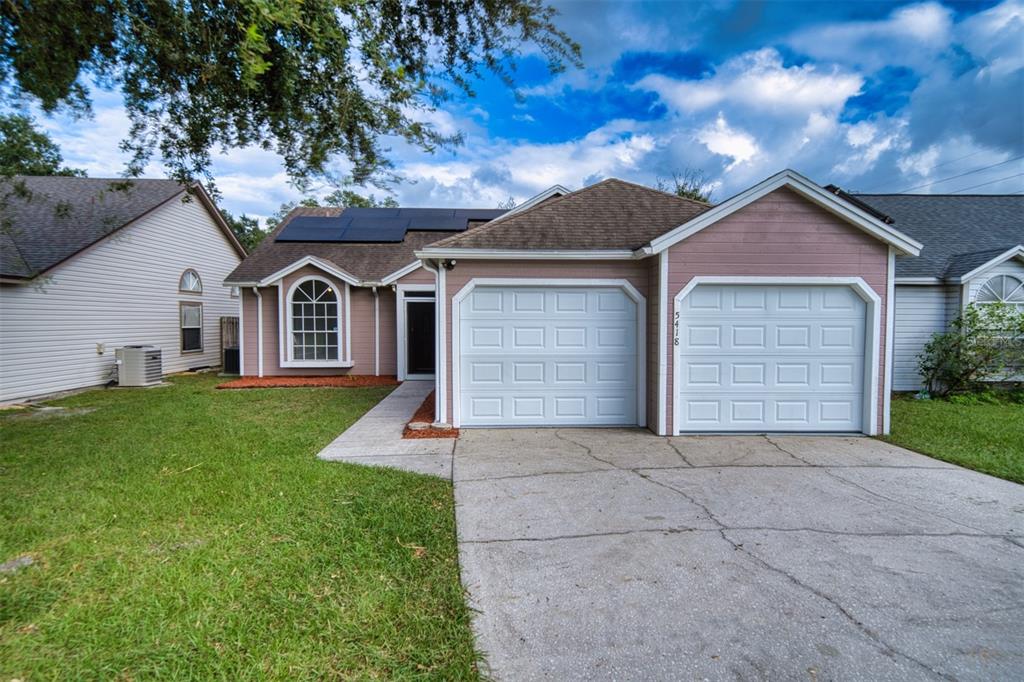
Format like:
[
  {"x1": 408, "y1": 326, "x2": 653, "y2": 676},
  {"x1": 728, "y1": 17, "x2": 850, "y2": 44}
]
[
  {"x1": 459, "y1": 286, "x2": 638, "y2": 426},
  {"x1": 677, "y1": 284, "x2": 866, "y2": 432}
]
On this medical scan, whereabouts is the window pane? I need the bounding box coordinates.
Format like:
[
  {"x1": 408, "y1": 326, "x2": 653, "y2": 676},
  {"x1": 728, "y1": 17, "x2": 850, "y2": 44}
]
[
  {"x1": 326, "y1": 346, "x2": 338, "y2": 360},
  {"x1": 182, "y1": 328, "x2": 202, "y2": 351},
  {"x1": 181, "y1": 305, "x2": 201, "y2": 327}
]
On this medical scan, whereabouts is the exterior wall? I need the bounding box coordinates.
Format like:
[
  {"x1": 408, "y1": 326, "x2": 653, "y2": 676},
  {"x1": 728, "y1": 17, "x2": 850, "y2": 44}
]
[
  {"x1": 441, "y1": 259, "x2": 651, "y2": 425},
  {"x1": 665, "y1": 187, "x2": 890, "y2": 434},
  {"x1": 646, "y1": 258, "x2": 660, "y2": 432},
  {"x1": 892, "y1": 285, "x2": 959, "y2": 391},
  {"x1": 240, "y1": 263, "x2": 431, "y2": 376},
  {"x1": 0, "y1": 195, "x2": 242, "y2": 402},
  {"x1": 966, "y1": 258, "x2": 1024, "y2": 303}
]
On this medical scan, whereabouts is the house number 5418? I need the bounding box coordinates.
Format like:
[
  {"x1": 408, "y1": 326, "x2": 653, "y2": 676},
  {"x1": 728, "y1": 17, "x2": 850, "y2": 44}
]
[{"x1": 673, "y1": 310, "x2": 680, "y2": 345}]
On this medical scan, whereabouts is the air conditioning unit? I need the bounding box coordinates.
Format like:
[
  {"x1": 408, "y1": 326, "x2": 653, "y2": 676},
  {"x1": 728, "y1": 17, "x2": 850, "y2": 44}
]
[{"x1": 115, "y1": 346, "x2": 163, "y2": 387}]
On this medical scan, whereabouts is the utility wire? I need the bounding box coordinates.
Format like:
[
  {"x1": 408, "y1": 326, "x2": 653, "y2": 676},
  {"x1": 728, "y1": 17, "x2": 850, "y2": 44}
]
[
  {"x1": 895, "y1": 155, "x2": 1024, "y2": 193},
  {"x1": 860, "y1": 149, "x2": 988, "y2": 192},
  {"x1": 948, "y1": 172, "x2": 1024, "y2": 194}
]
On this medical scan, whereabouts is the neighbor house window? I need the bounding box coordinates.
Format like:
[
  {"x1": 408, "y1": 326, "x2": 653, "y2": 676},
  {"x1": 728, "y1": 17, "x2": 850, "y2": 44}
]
[
  {"x1": 180, "y1": 269, "x2": 202, "y2": 293},
  {"x1": 290, "y1": 278, "x2": 340, "y2": 361},
  {"x1": 181, "y1": 303, "x2": 203, "y2": 352},
  {"x1": 977, "y1": 274, "x2": 1024, "y2": 311}
]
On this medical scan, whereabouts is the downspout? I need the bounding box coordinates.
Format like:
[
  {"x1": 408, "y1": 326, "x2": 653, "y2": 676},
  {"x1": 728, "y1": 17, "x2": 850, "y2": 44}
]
[
  {"x1": 372, "y1": 286, "x2": 380, "y2": 376},
  {"x1": 251, "y1": 287, "x2": 264, "y2": 378}
]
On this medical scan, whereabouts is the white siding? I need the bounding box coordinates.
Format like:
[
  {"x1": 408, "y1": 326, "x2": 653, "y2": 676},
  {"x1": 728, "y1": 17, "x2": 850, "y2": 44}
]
[
  {"x1": 892, "y1": 285, "x2": 959, "y2": 391},
  {"x1": 966, "y1": 258, "x2": 1024, "y2": 303},
  {"x1": 0, "y1": 195, "x2": 242, "y2": 402}
]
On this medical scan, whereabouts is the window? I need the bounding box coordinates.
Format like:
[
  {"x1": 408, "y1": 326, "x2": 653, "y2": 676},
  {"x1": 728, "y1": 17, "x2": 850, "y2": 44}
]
[
  {"x1": 181, "y1": 303, "x2": 203, "y2": 352},
  {"x1": 180, "y1": 269, "x2": 202, "y2": 293},
  {"x1": 290, "y1": 278, "x2": 340, "y2": 361},
  {"x1": 977, "y1": 274, "x2": 1024, "y2": 311}
]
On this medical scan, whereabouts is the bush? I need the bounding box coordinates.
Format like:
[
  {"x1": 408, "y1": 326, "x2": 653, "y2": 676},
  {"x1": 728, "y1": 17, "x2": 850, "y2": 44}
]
[{"x1": 918, "y1": 302, "x2": 1024, "y2": 397}]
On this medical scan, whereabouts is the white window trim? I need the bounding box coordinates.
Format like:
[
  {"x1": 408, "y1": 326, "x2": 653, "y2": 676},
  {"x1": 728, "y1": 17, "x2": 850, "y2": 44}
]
[
  {"x1": 281, "y1": 275, "x2": 352, "y2": 368},
  {"x1": 973, "y1": 273, "x2": 1024, "y2": 307},
  {"x1": 671, "y1": 276, "x2": 882, "y2": 436},
  {"x1": 180, "y1": 301, "x2": 204, "y2": 353},
  {"x1": 396, "y1": 283, "x2": 437, "y2": 381},
  {"x1": 450, "y1": 277, "x2": 647, "y2": 429},
  {"x1": 179, "y1": 268, "x2": 203, "y2": 294}
]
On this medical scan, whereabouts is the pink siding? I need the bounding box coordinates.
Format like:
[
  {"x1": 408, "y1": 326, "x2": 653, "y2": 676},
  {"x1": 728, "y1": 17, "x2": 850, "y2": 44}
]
[
  {"x1": 442, "y1": 260, "x2": 652, "y2": 423},
  {"x1": 239, "y1": 262, "x2": 433, "y2": 376},
  {"x1": 665, "y1": 187, "x2": 890, "y2": 433},
  {"x1": 646, "y1": 258, "x2": 660, "y2": 432}
]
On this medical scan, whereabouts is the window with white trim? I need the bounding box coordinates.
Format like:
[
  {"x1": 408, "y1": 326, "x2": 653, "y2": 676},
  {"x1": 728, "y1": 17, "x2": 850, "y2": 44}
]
[
  {"x1": 181, "y1": 302, "x2": 203, "y2": 352},
  {"x1": 179, "y1": 269, "x2": 203, "y2": 293},
  {"x1": 976, "y1": 274, "x2": 1024, "y2": 311},
  {"x1": 290, "y1": 278, "x2": 340, "y2": 361}
]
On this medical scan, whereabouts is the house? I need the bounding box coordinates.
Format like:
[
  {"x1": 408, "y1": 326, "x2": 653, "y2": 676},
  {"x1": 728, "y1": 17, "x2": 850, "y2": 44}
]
[
  {"x1": 845, "y1": 193, "x2": 1023, "y2": 392},
  {"x1": 226, "y1": 169, "x2": 925, "y2": 436},
  {"x1": 0, "y1": 176, "x2": 246, "y2": 403}
]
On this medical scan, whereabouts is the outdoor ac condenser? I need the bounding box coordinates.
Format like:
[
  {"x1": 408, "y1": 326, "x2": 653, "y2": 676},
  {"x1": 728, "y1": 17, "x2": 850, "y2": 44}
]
[{"x1": 115, "y1": 346, "x2": 163, "y2": 387}]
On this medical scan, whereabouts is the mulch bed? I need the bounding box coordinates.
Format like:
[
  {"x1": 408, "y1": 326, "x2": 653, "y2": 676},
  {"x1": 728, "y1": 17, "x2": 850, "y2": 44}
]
[
  {"x1": 217, "y1": 376, "x2": 400, "y2": 390},
  {"x1": 403, "y1": 390, "x2": 459, "y2": 439}
]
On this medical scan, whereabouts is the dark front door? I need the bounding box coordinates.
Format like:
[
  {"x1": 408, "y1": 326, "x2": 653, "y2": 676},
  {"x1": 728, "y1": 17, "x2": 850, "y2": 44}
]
[{"x1": 406, "y1": 300, "x2": 436, "y2": 376}]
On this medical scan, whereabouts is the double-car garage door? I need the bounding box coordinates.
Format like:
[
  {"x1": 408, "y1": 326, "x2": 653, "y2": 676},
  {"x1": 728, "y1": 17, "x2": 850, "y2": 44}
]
[{"x1": 459, "y1": 285, "x2": 639, "y2": 426}]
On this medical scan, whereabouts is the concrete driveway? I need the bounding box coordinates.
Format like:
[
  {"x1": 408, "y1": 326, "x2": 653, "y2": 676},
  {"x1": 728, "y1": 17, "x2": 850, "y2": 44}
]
[{"x1": 453, "y1": 429, "x2": 1024, "y2": 681}]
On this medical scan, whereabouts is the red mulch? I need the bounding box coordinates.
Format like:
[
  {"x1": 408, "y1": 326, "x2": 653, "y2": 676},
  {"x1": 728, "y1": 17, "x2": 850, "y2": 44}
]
[
  {"x1": 403, "y1": 390, "x2": 459, "y2": 439},
  {"x1": 216, "y1": 375, "x2": 400, "y2": 390}
]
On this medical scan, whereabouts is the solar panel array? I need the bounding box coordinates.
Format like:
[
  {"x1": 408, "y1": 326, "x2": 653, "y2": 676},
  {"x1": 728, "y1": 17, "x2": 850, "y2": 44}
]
[{"x1": 276, "y1": 208, "x2": 507, "y2": 243}]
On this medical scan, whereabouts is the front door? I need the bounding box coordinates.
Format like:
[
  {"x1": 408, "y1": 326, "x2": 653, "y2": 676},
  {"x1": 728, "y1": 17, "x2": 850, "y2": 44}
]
[{"x1": 406, "y1": 300, "x2": 436, "y2": 377}]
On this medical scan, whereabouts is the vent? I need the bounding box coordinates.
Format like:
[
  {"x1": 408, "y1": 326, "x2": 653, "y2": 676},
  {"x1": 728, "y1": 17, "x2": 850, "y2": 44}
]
[{"x1": 115, "y1": 346, "x2": 163, "y2": 387}]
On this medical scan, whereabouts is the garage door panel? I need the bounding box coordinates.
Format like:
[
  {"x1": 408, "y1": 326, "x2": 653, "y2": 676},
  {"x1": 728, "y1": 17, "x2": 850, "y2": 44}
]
[
  {"x1": 461, "y1": 286, "x2": 638, "y2": 427},
  {"x1": 678, "y1": 284, "x2": 866, "y2": 432}
]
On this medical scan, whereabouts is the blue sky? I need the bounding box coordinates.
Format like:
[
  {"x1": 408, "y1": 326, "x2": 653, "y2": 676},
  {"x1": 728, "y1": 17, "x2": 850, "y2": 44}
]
[{"x1": 33, "y1": 0, "x2": 1024, "y2": 221}]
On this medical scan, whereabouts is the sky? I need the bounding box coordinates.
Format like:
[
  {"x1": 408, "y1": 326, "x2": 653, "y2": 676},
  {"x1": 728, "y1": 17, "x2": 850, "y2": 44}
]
[{"x1": 32, "y1": 0, "x2": 1024, "y2": 222}]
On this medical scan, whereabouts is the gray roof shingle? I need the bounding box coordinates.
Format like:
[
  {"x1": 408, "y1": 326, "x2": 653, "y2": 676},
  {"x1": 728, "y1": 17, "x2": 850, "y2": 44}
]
[
  {"x1": 1, "y1": 176, "x2": 191, "y2": 278},
  {"x1": 854, "y1": 194, "x2": 1023, "y2": 279},
  {"x1": 426, "y1": 178, "x2": 712, "y2": 251}
]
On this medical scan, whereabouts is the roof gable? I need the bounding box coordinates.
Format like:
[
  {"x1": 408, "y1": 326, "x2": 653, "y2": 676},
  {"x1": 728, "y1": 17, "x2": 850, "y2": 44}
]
[
  {"x1": 648, "y1": 169, "x2": 923, "y2": 256},
  {"x1": 945, "y1": 244, "x2": 1024, "y2": 283},
  {"x1": 421, "y1": 178, "x2": 710, "y2": 253},
  {"x1": 0, "y1": 176, "x2": 244, "y2": 279}
]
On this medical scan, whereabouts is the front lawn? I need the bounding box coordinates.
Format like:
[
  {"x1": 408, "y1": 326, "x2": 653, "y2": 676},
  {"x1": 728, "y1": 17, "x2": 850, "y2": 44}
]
[
  {"x1": 884, "y1": 396, "x2": 1024, "y2": 484},
  {"x1": 0, "y1": 374, "x2": 480, "y2": 679}
]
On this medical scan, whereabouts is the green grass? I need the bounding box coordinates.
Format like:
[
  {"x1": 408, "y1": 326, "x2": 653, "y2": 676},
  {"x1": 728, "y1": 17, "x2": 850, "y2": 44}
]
[
  {"x1": 0, "y1": 374, "x2": 480, "y2": 680},
  {"x1": 883, "y1": 396, "x2": 1024, "y2": 484}
]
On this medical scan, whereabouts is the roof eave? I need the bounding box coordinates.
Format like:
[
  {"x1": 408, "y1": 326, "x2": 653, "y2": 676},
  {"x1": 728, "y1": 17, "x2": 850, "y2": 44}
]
[
  {"x1": 945, "y1": 245, "x2": 1024, "y2": 284},
  {"x1": 414, "y1": 248, "x2": 641, "y2": 260}
]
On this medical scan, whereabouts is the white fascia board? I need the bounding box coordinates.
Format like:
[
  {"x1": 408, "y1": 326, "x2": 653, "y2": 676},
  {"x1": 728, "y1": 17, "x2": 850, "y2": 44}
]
[
  {"x1": 947, "y1": 245, "x2": 1024, "y2": 284},
  {"x1": 414, "y1": 248, "x2": 638, "y2": 260},
  {"x1": 895, "y1": 277, "x2": 943, "y2": 285},
  {"x1": 379, "y1": 260, "x2": 422, "y2": 285},
  {"x1": 501, "y1": 184, "x2": 571, "y2": 217},
  {"x1": 648, "y1": 169, "x2": 924, "y2": 257},
  {"x1": 256, "y1": 255, "x2": 360, "y2": 287}
]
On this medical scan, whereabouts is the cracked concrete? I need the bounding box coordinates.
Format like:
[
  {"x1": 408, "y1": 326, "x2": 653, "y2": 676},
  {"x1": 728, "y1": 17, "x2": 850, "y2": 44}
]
[{"x1": 454, "y1": 428, "x2": 1024, "y2": 681}]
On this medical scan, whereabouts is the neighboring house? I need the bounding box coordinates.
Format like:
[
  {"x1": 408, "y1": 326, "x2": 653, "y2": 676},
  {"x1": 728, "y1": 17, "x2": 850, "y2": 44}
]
[
  {"x1": 226, "y1": 170, "x2": 924, "y2": 436},
  {"x1": 844, "y1": 193, "x2": 1023, "y2": 391},
  {"x1": 0, "y1": 176, "x2": 246, "y2": 402}
]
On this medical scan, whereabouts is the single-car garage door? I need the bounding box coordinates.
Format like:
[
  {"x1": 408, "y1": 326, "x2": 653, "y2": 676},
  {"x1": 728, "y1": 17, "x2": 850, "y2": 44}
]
[
  {"x1": 458, "y1": 285, "x2": 639, "y2": 426},
  {"x1": 676, "y1": 284, "x2": 867, "y2": 432}
]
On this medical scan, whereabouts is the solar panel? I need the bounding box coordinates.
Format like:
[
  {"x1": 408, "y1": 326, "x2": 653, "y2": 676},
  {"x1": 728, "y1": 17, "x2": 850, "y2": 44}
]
[
  {"x1": 274, "y1": 207, "x2": 508, "y2": 242},
  {"x1": 275, "y1": 216, "x2": 349, "y2": 242}
]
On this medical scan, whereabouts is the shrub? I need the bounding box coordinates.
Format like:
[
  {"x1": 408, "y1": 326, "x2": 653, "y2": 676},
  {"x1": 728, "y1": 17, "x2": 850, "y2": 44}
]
[{"x1": 918, "y1": 302, "x2": 1024, "y2": 397}]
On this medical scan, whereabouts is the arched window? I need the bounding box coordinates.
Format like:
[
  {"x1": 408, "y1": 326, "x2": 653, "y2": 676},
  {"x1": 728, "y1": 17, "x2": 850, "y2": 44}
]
[
  {"x1": 976, "y1": 274, "x2": 1024, "y2": 310},
  {"x1": 289, "y1": 278, "x2": 340, "y2": 361},
  {"x1": 179, "y1": 269, "x2": 202, "y2": 293}
]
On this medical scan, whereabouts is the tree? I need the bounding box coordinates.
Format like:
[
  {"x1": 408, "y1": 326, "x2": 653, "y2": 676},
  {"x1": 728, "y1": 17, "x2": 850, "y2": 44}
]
[
  {"x1": 265, "y1": 185, "x2": 399, "y2": 231},
  {"x1": 0, "y1": 113, "x2": 85, "y2": 177},
  {"x1": 918, "y1": 302, "x2": 1024, "y2": 397},
  {"x1": 219, "y1": 209, "x2": 265, "y2": 253},
  {"x1": 1, "y1": 1, "x2": 580, "y2": 189},
  {"x1": 656, "y1": 169, "x2": 714, "y2": 203}
]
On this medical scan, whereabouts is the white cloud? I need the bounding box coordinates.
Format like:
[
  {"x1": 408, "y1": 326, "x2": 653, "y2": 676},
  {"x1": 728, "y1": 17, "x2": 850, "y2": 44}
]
[
  {"x1": 695, "y1": 114, "x2": 759, "y2": 170},
  {"x1": 637, "y1": 48, "x2": 862, "y2": 114}
]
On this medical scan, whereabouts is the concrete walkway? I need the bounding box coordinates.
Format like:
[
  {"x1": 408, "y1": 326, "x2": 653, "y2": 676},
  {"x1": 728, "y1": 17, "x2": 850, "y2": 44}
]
[
  {"x1": 454, "y1": 429, "x2": 1024, "y2": 681},
  {"x1": 316, "y1": 381, "x2": 455, "y2": 477}
]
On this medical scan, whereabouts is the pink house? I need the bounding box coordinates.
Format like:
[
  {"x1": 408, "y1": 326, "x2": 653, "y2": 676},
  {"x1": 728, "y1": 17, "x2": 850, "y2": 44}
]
[{"x1": 224, "y1": 170, "x2": 925, "y2": 436}]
